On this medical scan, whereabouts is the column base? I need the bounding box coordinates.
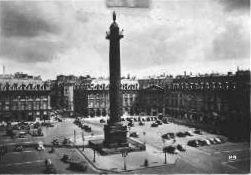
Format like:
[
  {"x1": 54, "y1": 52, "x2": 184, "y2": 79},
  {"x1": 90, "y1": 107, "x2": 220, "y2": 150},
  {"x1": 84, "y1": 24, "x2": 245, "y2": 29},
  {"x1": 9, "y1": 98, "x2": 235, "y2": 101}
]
[{"x1": 103, "y1": 124, "x2": 128, "y2": 148}]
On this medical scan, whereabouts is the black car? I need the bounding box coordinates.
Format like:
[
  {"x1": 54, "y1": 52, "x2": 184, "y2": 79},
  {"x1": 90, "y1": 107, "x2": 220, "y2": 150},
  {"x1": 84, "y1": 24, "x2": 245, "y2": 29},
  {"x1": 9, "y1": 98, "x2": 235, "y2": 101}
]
[
  {"x1": 128, "y1": 122, "x2": 134, "y2": 127},
  {"x1": 163, "y1": 120, "x2": 169, "y2": 124},
  {"x1": 130, "y1": 132, "x2": 139, "y2": 138},
  {"x1": 163, "y1": 146, "x2": 178, "y2": 154},
  {"x1": 161, "y1": 133, "x2": 171, "y2": 140},
  {"x1": 62, "y1": 138, "x2": 71, "y2": 145},
  {"x1": 156, "y1": 120, "x2": 163, "y2": 125},
  {"x1": 13, "y1": 145, "x2": 23, "y2": 152},
  {"x1": 151, "y1": 123, "x2": 158, "y2": 127},
  {"x1": 61, "y1": 154, "x2": 72, "y2": 163},
  {"x1": 184, "y1": 131, "x2": 193, "y2": 136},
  {"x1": 146, "y1": 118, "x2": 150, "y2": 122},
  {"x1": 177, "y1": 144, "x2": 186, "y2": 152},
  {"x1": 187, "y1": 140, "x2": 200, "y2": 147},
  {"x1": 141, "y1": 118, "x2": 145, "y2": 122},
  {"x1": 176, "y1": 132, "x2": 186, "y2": 137},
  {"x1": 170, "y1": 133, "x2": 175, "y2": 139},
  {"x1": 52, "y1": 139, "x2": 60, "y2": 146},
  {"x1": 100, "y1": 119, "x2": 105, "y2": 123},
  {"x1": 139, "y1": 121, "x2": 145, "y2": 126},
  {"x1": 194, "y1": 130, "x2": 202, "y2": 135}
]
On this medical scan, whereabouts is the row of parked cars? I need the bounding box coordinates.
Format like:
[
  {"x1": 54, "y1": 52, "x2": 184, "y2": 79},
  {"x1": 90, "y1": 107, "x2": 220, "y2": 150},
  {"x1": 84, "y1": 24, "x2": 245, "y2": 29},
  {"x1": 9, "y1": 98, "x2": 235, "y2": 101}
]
[
  {"x1": 122, "y1": 117, "x2": 160, "y2": 123},
  {"x1": 187, "y1": 137, "x2": 225, "y2": 147},
  {"x1": 162, "y1": 130, "x2": 203, "y2": 140},
  {"x1": 74, "y1": 118, "x2": 92, "y2": 132},
  {"x1": 52, "y1": 138, "x2": 71, "y2": 147}
]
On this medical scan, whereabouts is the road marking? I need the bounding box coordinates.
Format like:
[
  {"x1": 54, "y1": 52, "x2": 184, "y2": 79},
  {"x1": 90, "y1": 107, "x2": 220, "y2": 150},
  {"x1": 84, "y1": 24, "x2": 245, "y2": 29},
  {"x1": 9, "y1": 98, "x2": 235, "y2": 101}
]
[{"x1": 0, "y1": 160, "x2": 44, "y2": 167}]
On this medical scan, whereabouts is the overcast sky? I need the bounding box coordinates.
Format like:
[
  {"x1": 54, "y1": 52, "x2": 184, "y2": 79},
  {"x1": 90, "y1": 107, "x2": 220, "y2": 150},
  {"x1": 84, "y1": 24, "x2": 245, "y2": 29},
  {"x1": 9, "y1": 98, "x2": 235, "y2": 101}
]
[{"x1": 0, "y1": 0, "x2": 250, "y2": 80}]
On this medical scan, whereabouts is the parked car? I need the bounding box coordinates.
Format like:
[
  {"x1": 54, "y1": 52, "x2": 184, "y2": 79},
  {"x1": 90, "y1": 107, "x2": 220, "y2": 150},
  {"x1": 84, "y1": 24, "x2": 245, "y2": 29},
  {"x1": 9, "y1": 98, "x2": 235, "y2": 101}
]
[
  {"x1": 209, "y1": 138, "x2": 217, "y2": 144},
  {"x1": 19, "y1": 131, "x2": 28, "y2": 138},
  {"x1": 198, "y1": 139, "x2": 210, "y2": 146},
  {"x1": 100, "y1": 119, "x2": 105, "y2": 123},
  {"x1": 61, "y1": 154, "x2": 72, "y2": 163},
  {"x1": 176, "y1": 132, "x2": 186, "y2": 137},
  {"x1": 130, "y1": 132, "x2": 139, "y2": 138},
  {"x1": 63, "y1": 138, "x2": 71, "y2": 145},
  {"x1": 146, "y1": 117, "x2": 150, "y2": 122},
  {"x1": 52, "y1": 139, "x2": 60, "y2": 146},
  {"x1": 139, "y1": 121, "x2": 145, "y2": 126},
  {"x1": 141, "y1": 118, "x2": 145, "y2": 122},
  {"x1": 163, "y1": 146, "x2": 178, "y2": 154},
  {"x1": 214, "y1": 138, "x2": 222, "y2": 144},
  {"x1": 187, "y1": 140, "x2": 200, "y2": 147},
  {"x1": 169, "y1": 133, "x2": 175, "y2": 139},
  {"x1": 185, "y1": 131, "x2": 193, "y2": 136},
  {"x1": 177, "y1": 144, "x2": 186, "y2": 152},
  {"x1": 162, "y1": 133, "x2": 171, "y2": 140},
  {"x1": 37, "y1": 141, "x2": 45, "y2": 151},
  {"x1": 156, "y1": 120, "x2": 163, "y2": 125},
  {"x1": 121, "y1": 118, "x2": 125, "y2": 121},
  {"x1": 163, "y1": 119, "x2": 169, "y2": 124},
  {"x1": 13, "y1": 145, "x2": 23, "y2": 152},
  {"x1": 194, "y1": 130, "x2": 203, "y2": 135},
  {"x1": 134, "y1": 118, "x2": 138, "y2": 122},
  {"x1": 151, "y1": 123, "x2": 158, "y2": 127},
  {"x1": 128, "y1": 121, "x2": 134, "y2": 127}
]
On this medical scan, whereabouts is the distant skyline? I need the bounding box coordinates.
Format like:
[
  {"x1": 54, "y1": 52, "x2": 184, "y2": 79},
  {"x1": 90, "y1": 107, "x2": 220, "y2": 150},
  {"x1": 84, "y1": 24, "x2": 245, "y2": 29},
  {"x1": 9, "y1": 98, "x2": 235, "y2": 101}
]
[{"x1": 0, "y1": 0, "x2": 250, "y2": 80}]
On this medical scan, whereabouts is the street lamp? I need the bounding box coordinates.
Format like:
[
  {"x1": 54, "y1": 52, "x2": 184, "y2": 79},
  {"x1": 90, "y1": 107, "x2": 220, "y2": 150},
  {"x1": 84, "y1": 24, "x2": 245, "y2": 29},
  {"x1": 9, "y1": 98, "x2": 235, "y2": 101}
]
[
  {"x1": 122, "y1": 150, "x2": 128, "y2": 170},
  {"x1": 163, "y1": 148, "x2": 167, "y2": 164},
  {"x1": 82, "y1": 129, "x2": 85, "y2": 151}
]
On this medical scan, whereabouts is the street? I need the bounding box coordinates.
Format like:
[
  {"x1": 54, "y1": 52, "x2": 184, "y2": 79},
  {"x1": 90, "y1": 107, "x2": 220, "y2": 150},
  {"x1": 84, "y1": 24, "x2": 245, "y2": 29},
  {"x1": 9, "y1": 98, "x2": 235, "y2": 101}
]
[{"x1": 0, "y1": 116, "x2": 250, "y2": 174}]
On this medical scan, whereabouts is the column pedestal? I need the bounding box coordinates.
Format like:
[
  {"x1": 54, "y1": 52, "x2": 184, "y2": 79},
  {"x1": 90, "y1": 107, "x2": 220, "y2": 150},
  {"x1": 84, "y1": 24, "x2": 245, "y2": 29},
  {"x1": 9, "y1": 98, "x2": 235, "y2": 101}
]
[{"x1": 103, "y1": 125, "x2": 128, "y2": 148}]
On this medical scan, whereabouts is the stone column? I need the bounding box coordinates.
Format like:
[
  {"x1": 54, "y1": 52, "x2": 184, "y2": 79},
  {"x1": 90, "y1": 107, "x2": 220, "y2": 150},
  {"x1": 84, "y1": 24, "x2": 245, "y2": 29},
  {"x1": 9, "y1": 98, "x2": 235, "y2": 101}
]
[{"x1": 103, "y1": 12, "x2": 128, "y2": 148}]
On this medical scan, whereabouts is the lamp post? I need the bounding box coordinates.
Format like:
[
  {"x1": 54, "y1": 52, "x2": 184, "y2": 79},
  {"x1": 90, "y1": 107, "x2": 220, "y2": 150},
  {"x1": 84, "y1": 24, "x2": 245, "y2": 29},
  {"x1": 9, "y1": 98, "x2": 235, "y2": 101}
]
[
  {"x1": 122, "y1": 150, "x2": 128, "y2": 170},
  {"x1": 82, "y1": 130, "x2": 85, "y2": 151},
  {"x1": 163, "y1": 149, "x2": 167, "y2": 164},
  {"x1": 93, "y1": 149, "x2": 96, "y2": 163}
]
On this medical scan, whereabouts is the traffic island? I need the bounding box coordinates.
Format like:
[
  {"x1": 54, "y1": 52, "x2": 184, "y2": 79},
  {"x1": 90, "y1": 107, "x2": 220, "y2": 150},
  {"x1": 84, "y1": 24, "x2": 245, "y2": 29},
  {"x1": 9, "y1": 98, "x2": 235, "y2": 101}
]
[
  {"x1": 89, "y1": 137, "x2": 145, "y2": 156},
  {"x1": 78, "y1": 140, "x2": 177, "y2": 173}
]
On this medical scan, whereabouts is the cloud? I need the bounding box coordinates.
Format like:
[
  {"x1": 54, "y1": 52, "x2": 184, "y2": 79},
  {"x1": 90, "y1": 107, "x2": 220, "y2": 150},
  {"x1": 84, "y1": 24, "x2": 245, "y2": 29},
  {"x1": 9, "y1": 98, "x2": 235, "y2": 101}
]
[
  {"x1": 0, "y1": 0, "x2": 249, "y2": 80},
  {"x1": 205, "y1": 13, "x2": 250, "y2": 62},
  {"x1": 218, "y1": 0, "x2": 250, "y2": 11},
  {"x1": 0, "y1": 1, "x2": 60, "y2": 38}
]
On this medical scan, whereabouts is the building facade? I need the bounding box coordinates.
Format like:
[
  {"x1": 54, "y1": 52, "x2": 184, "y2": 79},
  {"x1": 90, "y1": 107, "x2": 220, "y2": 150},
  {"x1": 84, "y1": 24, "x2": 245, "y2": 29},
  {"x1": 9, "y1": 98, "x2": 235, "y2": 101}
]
[
  {"x1": 54, "y1": 75, "x2": 77, "y2": 116},
  {"x1": 164, "y1": 70, "x2": 250, "y2": 140},
  {"x1": 136, "y1": 76, "x2": 173, "y2": 116},
  {"x1": 74, "y1": 78, "x2": 139, "y2": 117},
  {"x1": 0, "y1": 73, "x2": 51, "y2": 122}
]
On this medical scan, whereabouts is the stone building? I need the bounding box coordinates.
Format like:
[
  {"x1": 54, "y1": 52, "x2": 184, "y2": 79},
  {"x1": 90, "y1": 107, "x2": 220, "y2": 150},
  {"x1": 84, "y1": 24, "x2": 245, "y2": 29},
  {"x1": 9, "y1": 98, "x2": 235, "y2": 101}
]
[
  {"x1": 164, "y1": 70, "x2": 250, "y2": 140},
  {"x1": 0, "y1": 73, "x2": 51, "y2": 122},
  {"x1": 136, "y1": 75, "x2": 173, "y2": 116},
  {"x1": 54, "y1": 75, "x2": 77, "y2": 116},
  {"x1": 74, "y1": 78, "x2": 139, "y2": 117}
]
